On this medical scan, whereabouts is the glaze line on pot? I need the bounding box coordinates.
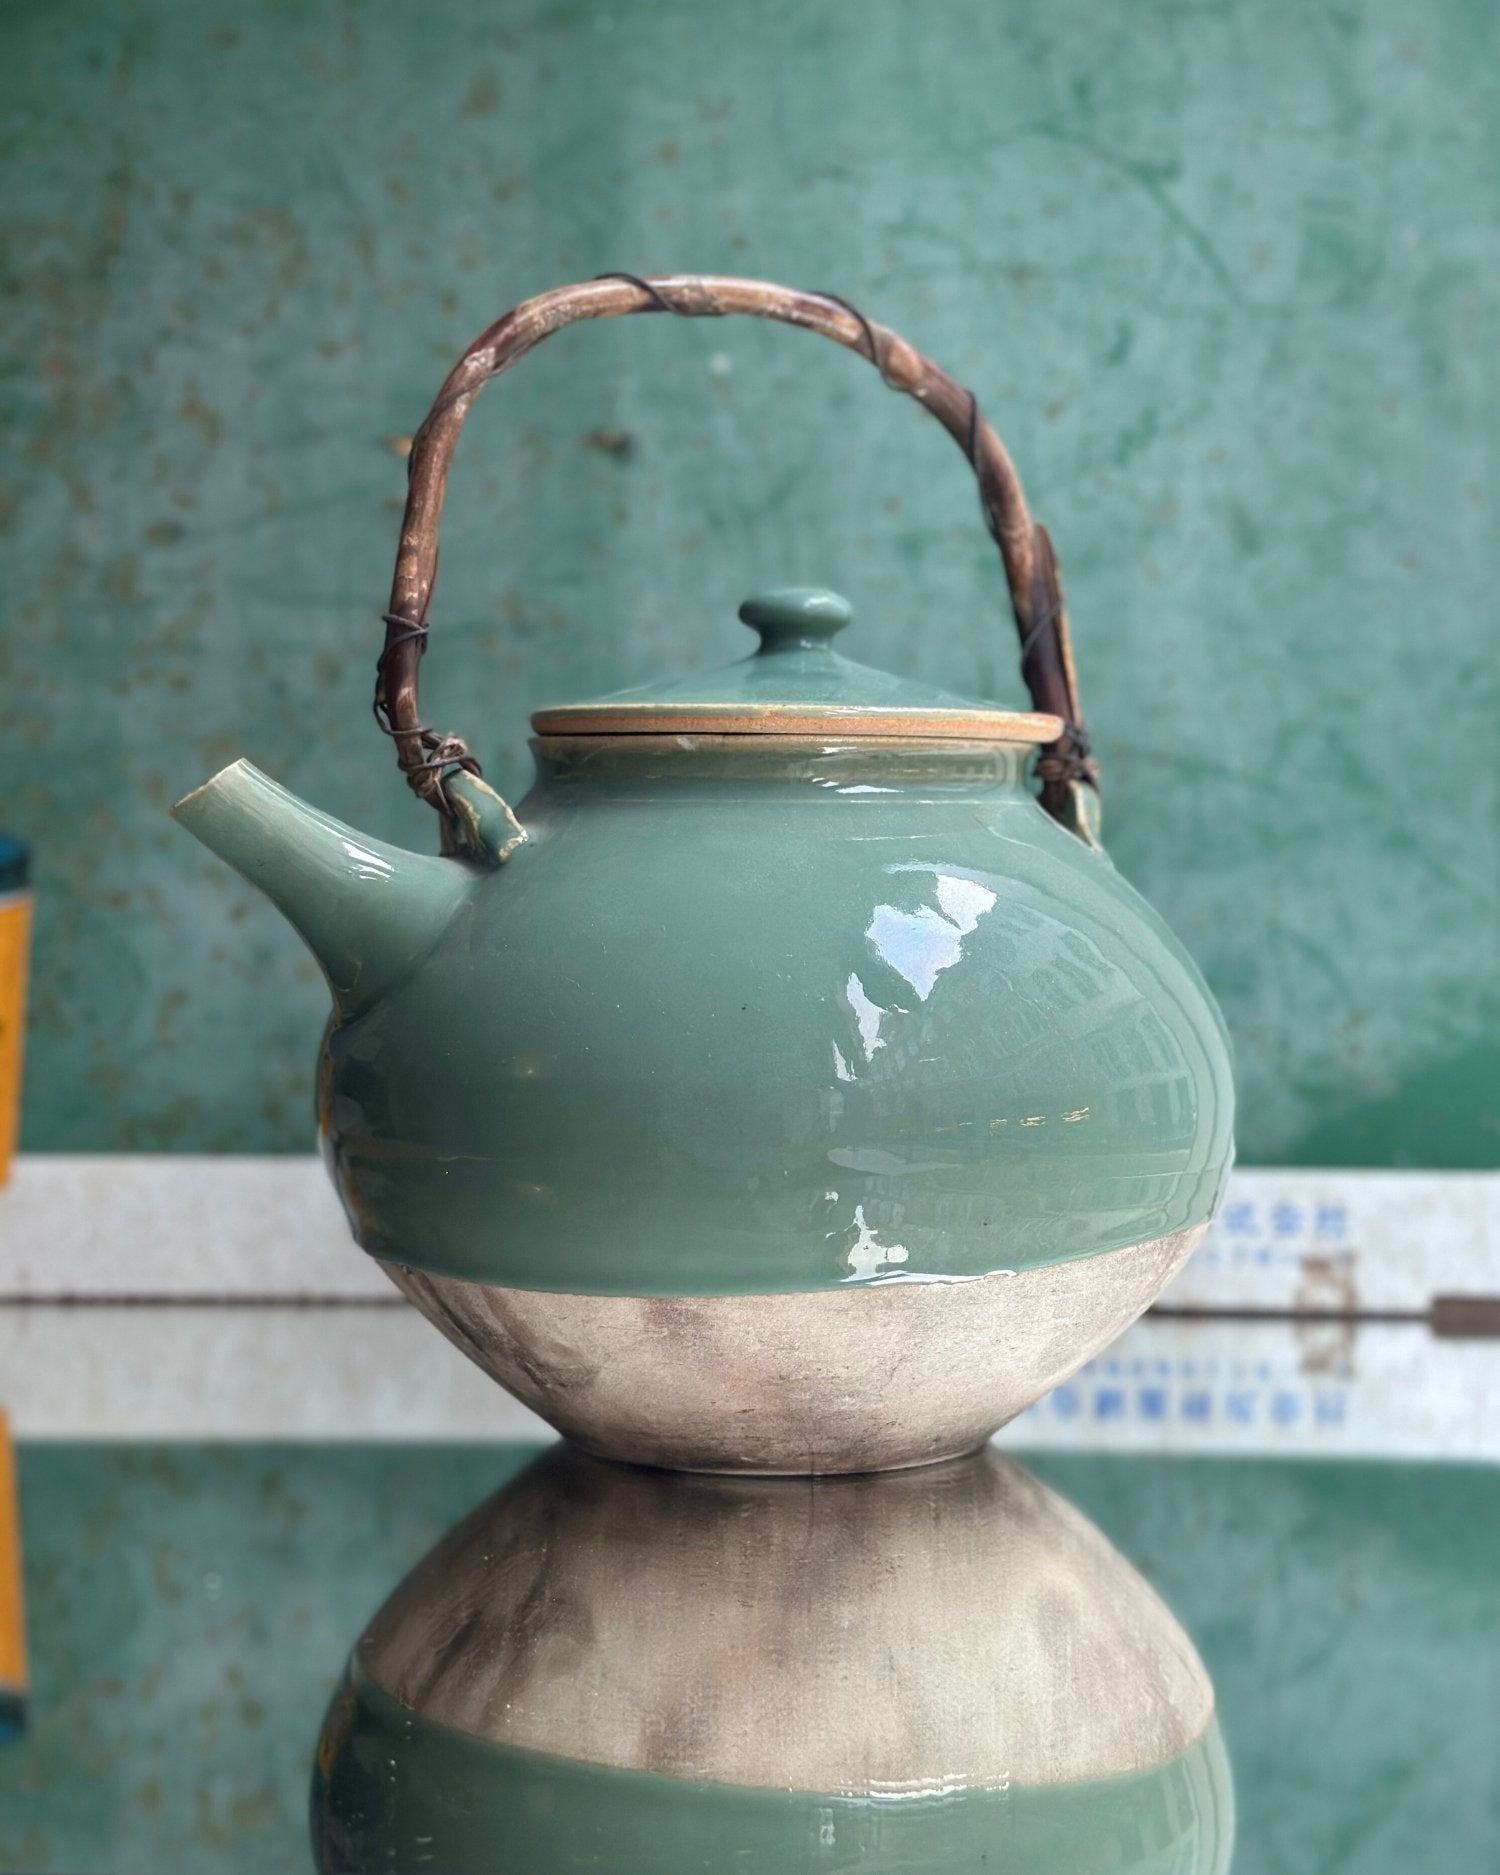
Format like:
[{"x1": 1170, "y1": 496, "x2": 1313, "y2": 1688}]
[
  {"x1": 302, "y1": 733, "x2": 1232, "y2": 1294},
  {"x1": 384, "y1": 1225, "x2": 1202, "y2": 1473}
]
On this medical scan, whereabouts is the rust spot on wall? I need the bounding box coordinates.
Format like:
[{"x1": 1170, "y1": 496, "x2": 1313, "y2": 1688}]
[
  {"x1": 583, "y1": 427, "x2": 636, "y2": 460},
  {"x1": 1295, "y1": 1318, "x2": 1356, "y2": 1380},
  {"x1": 459, "y1": 71, "x2": 501, "y2": 118},
  {"x1": 178, "y1": 388, "x2": 224, "y2": 447},
  {"x1": 1294, "y1": 1252, "x2": 1359, "y2": 1316}
]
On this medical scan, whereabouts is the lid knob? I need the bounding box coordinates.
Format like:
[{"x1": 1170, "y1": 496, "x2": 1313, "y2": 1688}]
[{"x1": 739, "y1": 587, "x2": 852, "y2": 651}]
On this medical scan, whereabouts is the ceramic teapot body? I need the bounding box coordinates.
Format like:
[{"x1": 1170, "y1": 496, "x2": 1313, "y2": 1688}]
[{"x1": 174, "y1": 275, "x2": 1234, "y2": 1472}]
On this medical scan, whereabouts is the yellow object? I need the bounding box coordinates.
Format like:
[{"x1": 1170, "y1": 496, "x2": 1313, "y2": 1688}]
[
  {"x1": 0, "y1": 1412, "x2": 25, "y2": 1728},
  {"x1": 0, "y1": 885, "x2": 31, "y2": 1187}
]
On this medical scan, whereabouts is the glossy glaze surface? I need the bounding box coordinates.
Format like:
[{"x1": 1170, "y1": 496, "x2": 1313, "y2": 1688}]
[
  {"x1": 313, "y1": 737, "x2": 1231, "y2": 1293},
  {"x1": 311, "y1": 1445, "x2": 1233, "y2": 1873},
  {"x1": 173, "y1": 761, "x2": 473, "y2": 1019},
  {"x1": 315, "y1": 1680, "x2": 1232, "y2": 1875}
]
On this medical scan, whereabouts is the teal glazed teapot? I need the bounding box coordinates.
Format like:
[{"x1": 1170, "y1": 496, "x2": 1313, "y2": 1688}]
[{"x1": 174, "y1": 274, "x2": 1234, "y2": 1473}]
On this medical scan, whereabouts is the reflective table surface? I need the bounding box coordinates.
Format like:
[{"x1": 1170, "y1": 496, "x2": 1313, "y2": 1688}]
[{"x1": 0, "y1": 1442, "x2": 1495, "y2": 1872}]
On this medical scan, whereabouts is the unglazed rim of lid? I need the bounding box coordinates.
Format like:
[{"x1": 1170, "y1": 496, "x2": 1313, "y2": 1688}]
[{"x1": 530, "y1": 702, "x2": 1064, "y2": 742}]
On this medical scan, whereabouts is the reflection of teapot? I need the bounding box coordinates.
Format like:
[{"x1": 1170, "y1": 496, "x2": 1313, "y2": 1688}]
[
  {"x1": 174, "y1": 275, "x2": 1233, "y2": 1473},
  {"x1": 311, "y1": 1444, "x2": 1234, "y2": 1873}
]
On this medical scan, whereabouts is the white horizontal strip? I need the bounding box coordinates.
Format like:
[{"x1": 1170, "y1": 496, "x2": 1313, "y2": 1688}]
[
  {"x1": 1162, "y1": 1167, "x2": 1500, "y2": 1315},
  {"x1": 1007, "y1": 1315, "x2": 1500, "y2": 1462},
  {"x1": 3, "y1": 1304, "x2": 1493, "y2": 1457},
  {"x1": 0, "y1": 1302, "x2": 549, "y2": 1441},
  {"x1": 0, "y1": 1157, "x2": 1497, "y2": 1311},
  {"x1": 0, "y1": 1155, "x2": 383, "y2": 1299}
]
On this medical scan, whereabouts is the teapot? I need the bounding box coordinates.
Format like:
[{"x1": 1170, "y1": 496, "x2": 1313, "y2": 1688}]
[
  {"x1": 173, "y1": 274, "x2": 1233, "y2": 1473},
  {"x1": 312, "y1": 1444, "x2": 1234, "y2": 1873}
]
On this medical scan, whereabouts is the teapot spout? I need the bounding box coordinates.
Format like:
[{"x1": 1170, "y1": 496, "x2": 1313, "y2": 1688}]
[{"x1": 171, "y1": 759, "x2": 473, "y2": 1017}]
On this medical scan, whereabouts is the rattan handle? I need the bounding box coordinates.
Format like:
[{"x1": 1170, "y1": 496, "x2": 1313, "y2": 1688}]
[{"x1": 377, "y1": 273, "x2": 1099, "y2": 842}]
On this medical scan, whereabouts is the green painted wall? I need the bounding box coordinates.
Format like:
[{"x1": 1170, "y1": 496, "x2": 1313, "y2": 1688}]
[{"x1": 4, "y1": 0, "x2": 1496, "y2": 1162}]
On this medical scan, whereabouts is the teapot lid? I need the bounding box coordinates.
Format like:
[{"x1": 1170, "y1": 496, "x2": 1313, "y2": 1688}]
[{"x1": 531, "y1": 588, "x2": 1062, "y2": 744}]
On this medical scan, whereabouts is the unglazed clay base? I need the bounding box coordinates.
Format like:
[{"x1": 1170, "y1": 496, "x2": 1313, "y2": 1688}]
[{"x1": 384, "y1": 1225, "x2": 1202, "y2": 1473}]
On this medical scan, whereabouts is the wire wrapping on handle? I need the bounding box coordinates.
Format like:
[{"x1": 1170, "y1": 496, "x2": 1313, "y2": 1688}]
[
  {"x1": 375, "y1": 273, "x2": 1100, "y2": 842},
  {"x1": 374, "y1": 612, "x2": 485, "y2": 782}
]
